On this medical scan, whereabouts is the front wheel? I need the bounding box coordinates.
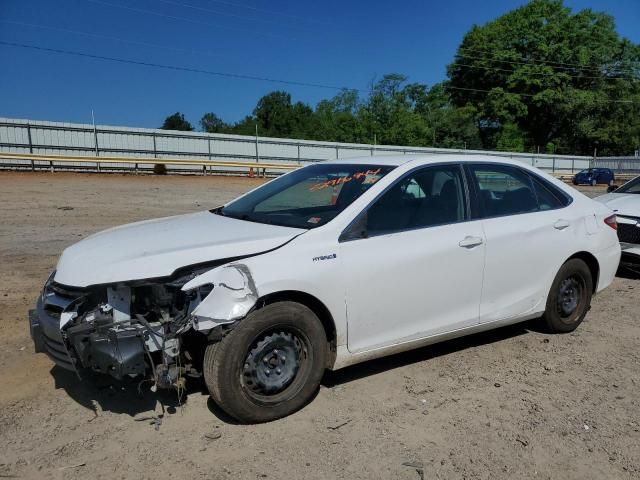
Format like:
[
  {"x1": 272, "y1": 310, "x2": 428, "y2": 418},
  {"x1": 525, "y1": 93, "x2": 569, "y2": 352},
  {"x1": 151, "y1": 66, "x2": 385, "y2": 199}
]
[
  {"x1": 541, "y1": 259, "x2": 593, "y2": 333},
  {"x1": 203, "y1": 302, "x2": 327, "y2": 423}
]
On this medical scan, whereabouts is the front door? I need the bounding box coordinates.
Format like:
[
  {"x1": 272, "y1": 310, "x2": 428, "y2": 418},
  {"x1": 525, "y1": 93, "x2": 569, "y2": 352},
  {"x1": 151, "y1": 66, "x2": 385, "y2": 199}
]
[{"x1": 339, "y1": 164, "x2": 485, "y2": 353}]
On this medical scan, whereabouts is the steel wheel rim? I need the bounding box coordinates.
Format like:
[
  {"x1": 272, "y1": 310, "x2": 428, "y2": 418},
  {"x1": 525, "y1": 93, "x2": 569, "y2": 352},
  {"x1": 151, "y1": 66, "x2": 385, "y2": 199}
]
[
  {"x1": 241, "y1": 329, "x2": 309, "y2": 401},
  {"x1": 556, "y1": 275, "x2": 585, "y2": 322}
]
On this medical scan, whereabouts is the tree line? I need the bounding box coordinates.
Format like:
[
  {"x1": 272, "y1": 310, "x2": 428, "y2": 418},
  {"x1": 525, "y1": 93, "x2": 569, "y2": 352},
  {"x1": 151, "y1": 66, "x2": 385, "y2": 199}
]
[{"x1": 161, "y1": 0, "x2": 640, "y2": 156}]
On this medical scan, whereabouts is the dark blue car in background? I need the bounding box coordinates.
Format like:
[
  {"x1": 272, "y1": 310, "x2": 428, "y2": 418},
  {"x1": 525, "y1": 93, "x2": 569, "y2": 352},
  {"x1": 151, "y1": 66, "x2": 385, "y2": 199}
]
[{"x1": 572, "y1": 168, "x2": 615, "y2": 186}]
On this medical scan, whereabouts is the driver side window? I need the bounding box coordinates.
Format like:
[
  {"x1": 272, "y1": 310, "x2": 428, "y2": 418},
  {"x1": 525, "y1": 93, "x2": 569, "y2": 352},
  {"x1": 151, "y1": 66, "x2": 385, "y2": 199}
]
[{"x1": 363, "y1": 165, "x2": 467, "y2": 236}]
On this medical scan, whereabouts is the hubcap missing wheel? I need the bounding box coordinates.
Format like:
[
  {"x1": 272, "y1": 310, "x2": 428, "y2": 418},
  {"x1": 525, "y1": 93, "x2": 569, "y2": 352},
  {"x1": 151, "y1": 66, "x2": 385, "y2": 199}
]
[
  {"x1": 557, "y1": 276, "x2": 582, "y2": 318},
  {"x1": 243, "y1": 332, "x2": 303, "y2": 395}
]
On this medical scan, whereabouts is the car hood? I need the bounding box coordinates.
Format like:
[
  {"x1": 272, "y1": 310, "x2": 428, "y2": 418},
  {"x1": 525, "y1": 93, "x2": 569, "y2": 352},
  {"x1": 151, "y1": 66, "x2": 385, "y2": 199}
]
[
  {"x1": 594, "y1": 193, "x2": 640, "y2": 217},
  {"x1": 54, "y1": 211, "x2": 305, "y2": 287}
]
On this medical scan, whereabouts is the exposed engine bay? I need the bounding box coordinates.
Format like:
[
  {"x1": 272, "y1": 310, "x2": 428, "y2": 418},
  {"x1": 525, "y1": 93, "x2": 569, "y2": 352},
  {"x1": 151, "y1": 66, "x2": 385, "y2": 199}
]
[{"x1": 31, "y1": 262, "x2": 260, "y2": 391}]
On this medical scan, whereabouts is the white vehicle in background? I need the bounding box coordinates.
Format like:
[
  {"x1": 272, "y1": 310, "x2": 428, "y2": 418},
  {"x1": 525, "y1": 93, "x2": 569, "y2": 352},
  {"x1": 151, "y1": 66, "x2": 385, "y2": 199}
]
[
  {"x1": 29, "y1": 155, "x2": 621, "y2": 423},
  {"x1": 595, "y1": 175, "x2": 640, "y2": 274}
]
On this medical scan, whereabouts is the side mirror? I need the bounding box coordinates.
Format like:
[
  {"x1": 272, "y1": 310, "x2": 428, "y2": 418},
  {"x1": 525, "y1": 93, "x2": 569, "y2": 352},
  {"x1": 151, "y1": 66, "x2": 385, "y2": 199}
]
[
  {"x1": 339, "y1": 212, "x2": 368, "y2": 242},
  {"x1": 607, "y1": 185, "x2": 619, "y2": 193}
]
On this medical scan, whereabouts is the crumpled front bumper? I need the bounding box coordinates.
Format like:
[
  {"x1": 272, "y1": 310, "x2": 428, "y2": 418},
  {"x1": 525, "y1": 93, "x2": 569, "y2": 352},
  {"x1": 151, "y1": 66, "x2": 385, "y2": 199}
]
[
  {"x1": 28, "y1": 295, "x2": 77, "y2": 372},
  {"x1": 29, "y1": 291, "x2": 150, "y2": 380}
]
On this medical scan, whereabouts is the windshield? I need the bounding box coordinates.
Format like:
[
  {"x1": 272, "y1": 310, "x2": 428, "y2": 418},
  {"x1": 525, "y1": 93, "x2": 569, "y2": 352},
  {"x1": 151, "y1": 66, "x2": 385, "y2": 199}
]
[
  {"x1": 616, "y1": 176, "x2": 640, "y2": 194},
  {"x1": 218, "y1": 163, "x2": 395, "y2": 229},
  {"x1": 579, "y1": 169, "x2": 593, "y2": 174}
]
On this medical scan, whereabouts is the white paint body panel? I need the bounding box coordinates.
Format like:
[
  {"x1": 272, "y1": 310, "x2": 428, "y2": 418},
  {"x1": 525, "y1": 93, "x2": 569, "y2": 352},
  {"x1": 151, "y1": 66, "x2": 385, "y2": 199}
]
[
  {"x1": 54, "y1": 211, "x2": 303, "y2": 287},
  {"x1": 51, "y1": 154, "x2": 621, "y2": 371},
  {"x1": 340, "y1": 220, "x2": 485, "y2": 352},
  {"x1": 594, "y1": 192, "x2": 640, "y2": 218}
]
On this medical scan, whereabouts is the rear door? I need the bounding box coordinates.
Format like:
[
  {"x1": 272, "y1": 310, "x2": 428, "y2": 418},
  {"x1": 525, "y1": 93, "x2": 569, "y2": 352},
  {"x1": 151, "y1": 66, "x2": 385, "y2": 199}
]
[
  {"x1": 466, "y1": 164, "x2": 575, "y2": 324},
  {"x1": 339, "y1": 164, "x2": 485, "y2": 353}
]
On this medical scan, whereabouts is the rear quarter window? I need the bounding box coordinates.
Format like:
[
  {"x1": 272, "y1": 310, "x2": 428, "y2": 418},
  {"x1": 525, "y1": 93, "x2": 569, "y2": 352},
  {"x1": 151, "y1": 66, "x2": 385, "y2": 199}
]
[{"x1": 529, "y1": 173, "x2": 572, "y2": 209}]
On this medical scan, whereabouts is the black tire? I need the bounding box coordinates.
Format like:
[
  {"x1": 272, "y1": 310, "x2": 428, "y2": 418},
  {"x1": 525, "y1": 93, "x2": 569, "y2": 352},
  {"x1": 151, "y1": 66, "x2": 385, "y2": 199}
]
[
  {"x1": 572, "y1": 179, "x2": 578, "y2": 185},
  {"x1": 203, "y1": 301, "x2": 327, "y2": 423},
  {"x1": 541, "y1": 259, "x2": 593, "y2": 333}
]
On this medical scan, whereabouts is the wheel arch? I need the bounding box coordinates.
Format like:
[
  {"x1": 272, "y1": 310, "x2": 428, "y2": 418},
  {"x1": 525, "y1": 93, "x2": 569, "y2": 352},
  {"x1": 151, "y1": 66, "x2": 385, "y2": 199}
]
[
  {"x1": 255, "y1": 290, "x2": 338, "y2": 368},
  {"x1": 566, "y1": 251, "x2": 599, "y2": 293}
]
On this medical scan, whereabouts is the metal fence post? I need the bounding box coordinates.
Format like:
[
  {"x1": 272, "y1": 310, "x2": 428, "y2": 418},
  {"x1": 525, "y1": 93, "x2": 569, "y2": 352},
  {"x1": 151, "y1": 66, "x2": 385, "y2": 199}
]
[
  {"x1": 552, "y1": 157, "x2": 556, "y2": 172},
  {"x1": 335, "y1": 145, "x2": 339, "y2": 159},
  {"x1": 94, "y1": 124, "x2": 101, "y2": 173},
  {"x1": 27, "y1": 124, "x2": 34, "y2": 171},
  {"x1": 297, "y1": 143, "x2": 301, "y2": 165},
  {"x1": 153, "y1": 133, "x2": 158, "y2": 159},
  {"x1": 207, "y1": 137, "x2": 212, "y2": 160},
  {"x1": 571, "y1": 158, "x2": 575, "y2": 173},
  {"x1": 255, "y1": 125, "x2": 259, "y2": 164}
]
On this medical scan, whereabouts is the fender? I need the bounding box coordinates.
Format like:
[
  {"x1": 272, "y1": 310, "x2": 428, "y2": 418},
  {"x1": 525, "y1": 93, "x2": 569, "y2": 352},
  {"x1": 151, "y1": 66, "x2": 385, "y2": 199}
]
[{"x1": 182, "y1": 263, "x2": 259, "y2": 331}]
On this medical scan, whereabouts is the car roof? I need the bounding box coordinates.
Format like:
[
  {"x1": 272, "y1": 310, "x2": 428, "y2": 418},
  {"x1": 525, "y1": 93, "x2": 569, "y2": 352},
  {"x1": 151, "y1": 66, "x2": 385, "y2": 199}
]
[{"x1": 324, "y1": 154, "x2": 535, "y2": 168}]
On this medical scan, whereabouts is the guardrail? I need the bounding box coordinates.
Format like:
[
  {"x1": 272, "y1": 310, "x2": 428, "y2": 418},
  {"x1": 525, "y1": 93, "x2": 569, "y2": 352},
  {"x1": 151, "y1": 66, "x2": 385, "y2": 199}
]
[
  {"x1": 0, "y1": 152, "x2": 300, "y2": 176},
  {"x1": 1, "y1": 152, "x2": 638, "y2": 183}
]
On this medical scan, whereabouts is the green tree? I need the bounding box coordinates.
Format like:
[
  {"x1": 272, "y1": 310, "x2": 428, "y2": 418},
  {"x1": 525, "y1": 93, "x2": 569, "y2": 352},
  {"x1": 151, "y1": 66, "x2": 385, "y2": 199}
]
[
  {"x1": 161, "y1": 112, "x2": 193, "y2": 131},
  {"x1": 410, "y1": 82, "x2": 482, "y2": 149},
  {"x1": 447, "y1": 0, "x2": 640, "y2": 154},
  {"x1": 360, "y1": 74, "x2": 431, "y2": 146},
  {"x1": 252, "y1": 91, "x2": 315, "y2": 138},
  {"x1": 200, "y1": 112, "x2": 228, "y2": 133},
  {"x1": 227, "y1": 115, "x2": 258, "y2": 136},
  {"x1": 315, "y1": 89, "x2": 365, "y2": 143},
  {"x1": 496, "y1": 122, "x2": 526, "y2": 152}
]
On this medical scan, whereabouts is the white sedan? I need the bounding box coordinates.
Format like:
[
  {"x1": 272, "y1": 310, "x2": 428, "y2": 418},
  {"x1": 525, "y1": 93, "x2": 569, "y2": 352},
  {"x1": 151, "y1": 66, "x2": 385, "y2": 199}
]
[
  {"x1": 595, "y1": 175, "x2": 640, "y2": 274},
  {"x1": 29, "y1": 155, "x2": 621, "y2": 422}
]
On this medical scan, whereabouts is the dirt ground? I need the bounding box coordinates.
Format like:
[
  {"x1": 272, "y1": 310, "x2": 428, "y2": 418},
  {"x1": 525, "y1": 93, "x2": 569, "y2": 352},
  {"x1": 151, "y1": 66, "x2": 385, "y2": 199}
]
[{"x1": 0, "y1": 171, "x2": 638, "y2": 480}]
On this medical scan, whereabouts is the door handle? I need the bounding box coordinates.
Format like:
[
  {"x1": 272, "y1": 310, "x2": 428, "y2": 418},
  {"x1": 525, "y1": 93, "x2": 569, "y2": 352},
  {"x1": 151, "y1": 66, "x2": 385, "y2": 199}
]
[
  {"x1": 459, "y1": 236, "x2": 483, "y2": 248},
  {"x1": 553, "y1": 219, "x2": 570, "y2": 230}
]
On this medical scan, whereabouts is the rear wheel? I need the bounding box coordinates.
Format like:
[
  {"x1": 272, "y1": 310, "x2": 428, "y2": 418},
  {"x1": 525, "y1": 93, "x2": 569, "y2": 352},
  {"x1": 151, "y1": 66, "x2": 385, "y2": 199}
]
[
  {"x1": 203, "y1": 301, "x2": 327, "y2": 423},
  {"x1": 541, "y1": 259, "x2": 593, "y2": 333}
]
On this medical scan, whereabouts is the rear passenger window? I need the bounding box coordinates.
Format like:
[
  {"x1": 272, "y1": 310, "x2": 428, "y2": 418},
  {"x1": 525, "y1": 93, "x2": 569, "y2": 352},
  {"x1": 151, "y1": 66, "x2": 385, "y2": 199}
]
[
  {"x1": 530, "y1": 175, "x2": 565, "y2": 210},
  {"x1": 365, "y1": 165, "x2": 466, "y2": 235},
  {"x1": 470, "y1": 165, "x2": 538, "y2": 217}
]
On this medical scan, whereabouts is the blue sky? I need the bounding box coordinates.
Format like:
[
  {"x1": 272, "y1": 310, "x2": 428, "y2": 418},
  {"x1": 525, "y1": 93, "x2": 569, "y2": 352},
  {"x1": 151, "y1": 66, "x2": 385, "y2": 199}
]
[{"x1": 0, "y1": 0, "x2": 638, "y2": 129}]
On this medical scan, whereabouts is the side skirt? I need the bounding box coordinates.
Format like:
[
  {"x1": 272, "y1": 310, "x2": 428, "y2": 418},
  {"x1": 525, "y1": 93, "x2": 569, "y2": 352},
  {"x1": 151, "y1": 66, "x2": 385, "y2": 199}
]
[{"x1": 330, "y1": 312, "x2": 542, "y2": 371}]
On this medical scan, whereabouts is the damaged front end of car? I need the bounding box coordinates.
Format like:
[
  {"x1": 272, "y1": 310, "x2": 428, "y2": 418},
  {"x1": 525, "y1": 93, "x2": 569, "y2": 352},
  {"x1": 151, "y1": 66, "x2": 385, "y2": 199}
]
[{"x1": 29, "y1": 262, "x2": 260, "y2": 390}]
